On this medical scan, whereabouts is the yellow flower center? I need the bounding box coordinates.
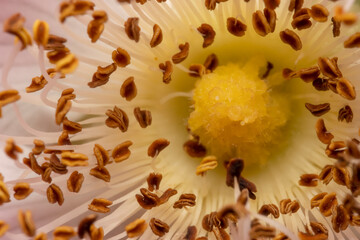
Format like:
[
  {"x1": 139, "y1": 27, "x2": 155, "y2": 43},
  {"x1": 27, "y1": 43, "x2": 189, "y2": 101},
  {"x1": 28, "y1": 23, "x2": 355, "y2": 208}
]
[{"x1": 188, "y1": 57, "x2": 290, "y2": 166}]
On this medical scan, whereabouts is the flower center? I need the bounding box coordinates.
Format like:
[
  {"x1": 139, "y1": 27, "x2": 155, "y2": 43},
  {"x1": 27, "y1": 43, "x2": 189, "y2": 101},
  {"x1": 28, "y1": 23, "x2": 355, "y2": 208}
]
[{"x1": 188, "y1": 57, "x2": 291, "y2": 166}]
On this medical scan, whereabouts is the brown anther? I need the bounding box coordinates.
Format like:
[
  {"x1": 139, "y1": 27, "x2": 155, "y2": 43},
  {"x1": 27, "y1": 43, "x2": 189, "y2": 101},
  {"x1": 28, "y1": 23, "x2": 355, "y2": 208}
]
[
  {"x1": 46, "y1": 184, "x2": 64, "y2": 206},
  {"x1": 124, "y1": 17, "x2": 141, "y2": 42},
  {"x1": 260, "y1": 62, "x2": 273, "y2": 79},
  {"x1": 134, "y1": 107, "x2": 152, "y2": 128},
  {"x1": 299, "y1": 174, "x2": 319, "y2": 187},
  {"x1": 120, "y1": 76, "x2": 137, "y2": 101},
  {"x1": 148, "y1": 138, "x2": 170, "y2": 158},
  {"x1": 89, "y1": 225, "x2": 104, "y2": 240},
  {"x1": 258, "y1": 204, "x2": 279, "y2": 218},
  {"x1": 49, "y1": 153, "x2": 68, "y2": 174},
  {"x1": 197, "y1": 23, "x2": 216, "y2": 48},
  {"x1": 136, "y1": 188, "x2": 160, "y2": 209},
  {"x1": 27, "y1": 152, "x2": 44, "y2": 175},
  {"x1": 32, "y1": 139, "x2": 45, "y2": 155},
  {"x1": 288, "y1": 0, "x2": 304, "y2": 12},
  {"x1": 202, "y1": 212, "x2": 228, "y2": 232},
  {"x1": 63, "y1": 117, "x2": 82, "y2": 134},
  {"x1": 252, "y1": 10, "x2": 271, "y2": 36},
  {"x1": 88, "y1": 198, "x2": 112, "y2": 213},
  {"x1": 184, "y1": 226, "x2": 197, "y2": 240},
  {"x1": 105, "y1": 106, "x2": 129, "y2": 132},
  {"x1": 319, "y1": 192, "x2": 338, "y2": 216},
  {"x1": 282, "y1": 68, "x2": 298, "y2": 79},
  {"x1": 264, "y1": 8, "x2": 276, "y2": 33},
  {"x1": 312, "y1": 78, "x2": 329, "y2": 91},
  {"x1": 205, "y1": 0, "x2": 217, "y2": 10},
  {"x1": 159, "y1": 61, "x2": 173, "y2": 84},
  {"x1": 250, "y1": 224, "x2": 276, "y2": 239},
  {"x1": 344, "y1": 32, "x2": 360, "y2": 48},
  {"x1": 90, "y1": 166, "x2": 110, "y2": 182},
  {"x1": 183, "y1": 139, "x2": 207, "y2": 158},
  {"x1": 59, "y1": 1, "x2": 94, "y2": 23},
  {"x1": 150, "y1": 24, "x2": 163, "y2": 47},
  {"x1": 298, "y1": 67, "x2": 320, "y2": 83},
  {"x1": 26, "y1": 75, "x2": 48, "y2": 93},
  {"x1": 55, "y1": 91, "x2": 74, "y2": 125},
  {"x1": 53, "y1": 226, "x2": 76, "y2": 240},
  {"x1": 149, "y1": 218, "x2": 170, "y2": 237},
  {"x1": 291, "y1": 10, "x2": 312, "y2": 30},
  {"x1": 279, "y1": 29, "x2": 302, "y2": 50},
  {"x1": 41, "y1": 167, "x2": 52, "y2": 183},
  {"x1": 61, "y1": 151, "x2": 88, "y2": 166},
  {"x1": 319, "y1": 165, "x2": 333, "y2": 185},
  {"x1": 55, "y1": 53, "x2": 78, "y2": 74},
  {"x1": 204, "y1": 53, "x2": 219, "y2": 72},
  {"x1": 189, "y1": 64, "x2": 206, "y2": 78},
  {"x1": 4, "y1": 138, "x2": 23, "y2": 160},
  {"x1": 264, "y1": 0, "x2": 280, "y2": 10},
  {"x1": 158, "y1": 188, "x2": 178, "y2": 205},
  {"x1": 18, "y1": 210, "x2": 36, "y2": 237},
  {"x1": 112, "y1": 140, "x2": 133, "y2": 163},
  {"x1": 318, "y1": 57, "x2": 342, "y2": 79},
  {"x1": 0, "y1": 221, "x2": 9, "y2": 237},
  {"x1": 173, "y1": 193, "x2": 196, "y2": 209},
  {"x1": 13, "y1": 182, "x2": 33, "y2": 200},
  {"x1": 126, "y1": 219, "x2": 147, "y2": 238},
  {"x1": 135, "y1": 0, "x2": 147, "y2": 4},
  {"x1": 315, "y1": 119, "x2": 334, "y2": 144},
  {"x1": 87, "y1": 20, "x2": 105, "y2": 43},
  {"x1": 172, "y1": 42, "x2": 190, "y2": 64},
  {"x1": 308, "y1": 222, "x2": 328, "y2": 236},
  {"x1": 47, "y1": 47, "x2": 70, "y2": 64},
  {"x1": 33, "y1": 20, "x2": 49, "y2": 46},
  {"x1": 225, "y1": 158, "x2": 243, "y2": 187},
  {"x1": 0, "y1": 180, "x2": 10, "y2": 205},
  {"x1": 78, "y1": 214, "x2": 97, "y2": 239},
  {"x1": 328, "y1": 79, "x2": 339, "y2": 94},
  {"x1": 0, "y1": 89, "x2": 21, "y2": 117},
  {"x1": 311, "y1": 192, "x2": 327, "y2": 209},
  {"x1": 226, "y1": 17, "x2": 247, "y2": 37},
  {"x1": 336, "y1": 78, "x2": 356, "y2": 100},
  {"x1": 332, "y1": 205, "x2": 350, "y2": 233},
  {"x1": 45, "y1": 34, "x2": 67, "y2": 50},
  {"x1": 112, "y1": 47, "x2": 131, "y2": 67},
  {"x1": 4, "y1": 13, "x2": 32, "y2": 50},
  {"x1": 305, "y1": 103, "x2": 330, "y2": 117},
  {"x1": 332, "y1": 166, "x2": 351, "y2": 188},
  {"x1": 89, "y1": 63, "x2": 117, "y2": 88},
  {"x1": 351, "y1": 215, "x2": 360, "y2": 226},
  {"x1": 196, "y1": 156, "x2": 218, "y2": 176},
  {"x1": 331, "y1": 17, "x2": 341, "y2": 38},
  {"x1": 92, "y1": 10, "x2": 108, "y2": 23},
  {"x1": 298, "y1": 232, "x2": 328, "y2": 240},
  {"x1": 338, "y1": 105, "x2": 353, "y2": 123},
  {"x1": 309, "y1": 4, "x2": 329, "y2": 22},
  {"x1": 147, "y1": 172, "x2": 162, "y2": 191},
  {"x1": 67, "y1": 171, "x2": 84, "y2": 193},
  {"x1": 58, "y1": 130, "x2": 71, "y2": 146},
  {"x1": 279, "y1": 199, "x2": 300, "y2": 214},
  {"x1": 94, "y1": 144, "x2": 109, "y2": 169}
]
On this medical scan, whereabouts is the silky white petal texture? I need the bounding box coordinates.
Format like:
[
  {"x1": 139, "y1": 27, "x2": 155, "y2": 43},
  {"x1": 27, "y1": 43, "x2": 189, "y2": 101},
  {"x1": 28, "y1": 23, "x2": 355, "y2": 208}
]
[{"x1": 1, "y1": 0, "x2": 360, "y2": 240}]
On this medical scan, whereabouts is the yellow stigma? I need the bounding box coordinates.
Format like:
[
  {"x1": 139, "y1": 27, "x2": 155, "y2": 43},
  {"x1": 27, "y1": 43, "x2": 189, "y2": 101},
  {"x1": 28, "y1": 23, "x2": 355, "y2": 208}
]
[{"x1": 188, "y1": 57, "x2": 290, "y2": 165}]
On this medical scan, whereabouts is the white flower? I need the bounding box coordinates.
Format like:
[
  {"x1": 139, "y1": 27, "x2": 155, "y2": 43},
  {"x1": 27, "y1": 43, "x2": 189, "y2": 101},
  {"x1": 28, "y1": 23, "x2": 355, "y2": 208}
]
[{"x1": 1, "y1": 0, "x2": 360, "y2": 239}]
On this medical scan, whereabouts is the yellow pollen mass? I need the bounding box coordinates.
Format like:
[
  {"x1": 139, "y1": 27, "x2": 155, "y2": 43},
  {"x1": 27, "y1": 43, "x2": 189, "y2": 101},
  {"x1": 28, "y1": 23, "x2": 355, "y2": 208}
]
[{"x1": 188, "y1": 57, "x2": 290, "y2": 165}]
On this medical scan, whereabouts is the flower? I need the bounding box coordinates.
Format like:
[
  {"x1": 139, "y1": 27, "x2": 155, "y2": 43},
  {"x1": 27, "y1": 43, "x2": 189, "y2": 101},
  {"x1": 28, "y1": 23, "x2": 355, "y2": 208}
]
[{"x1": 1, "y1": 0, "x2": 360, "y2": 239}]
